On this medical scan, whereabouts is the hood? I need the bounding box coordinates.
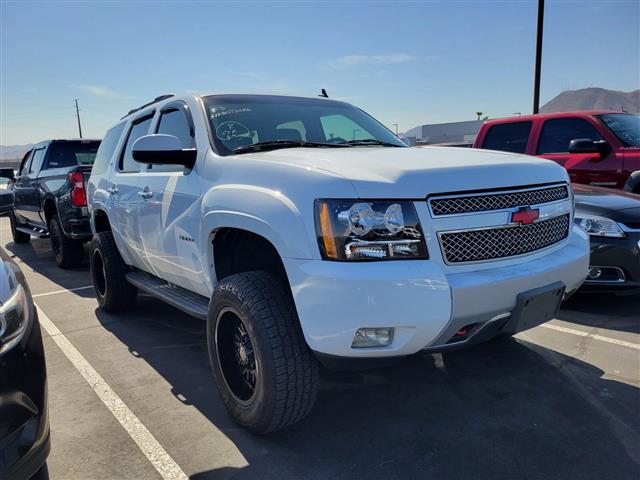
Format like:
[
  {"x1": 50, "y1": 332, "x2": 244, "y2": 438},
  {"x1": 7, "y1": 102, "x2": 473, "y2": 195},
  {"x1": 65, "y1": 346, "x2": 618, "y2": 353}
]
[
  {"x1": 573, "y1": 183, "x2": 640, "y2": 224},
  {"x1": 255, "y1": 146, "x2": 568, "y2": 198}
]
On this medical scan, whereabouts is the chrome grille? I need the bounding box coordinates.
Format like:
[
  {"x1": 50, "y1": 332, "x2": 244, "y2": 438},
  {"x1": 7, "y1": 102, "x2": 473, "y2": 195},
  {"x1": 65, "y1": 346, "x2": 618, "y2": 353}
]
[
  {"x1": 430, "y1": 185, "x2": 569, "y2": 216},
  {"x1": 439, "y1": 214, "x2": 570, "y2": 264}
]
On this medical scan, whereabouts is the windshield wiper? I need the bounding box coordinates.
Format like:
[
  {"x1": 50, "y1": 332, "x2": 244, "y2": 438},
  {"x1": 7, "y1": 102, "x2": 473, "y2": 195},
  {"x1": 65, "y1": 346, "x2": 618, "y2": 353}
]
[
  {"x1": 339, "y1": 139, "x2": 404, "y2": 147},
  {"x1": 234, "y1": 140, "x2": 349, "y2": 154}
]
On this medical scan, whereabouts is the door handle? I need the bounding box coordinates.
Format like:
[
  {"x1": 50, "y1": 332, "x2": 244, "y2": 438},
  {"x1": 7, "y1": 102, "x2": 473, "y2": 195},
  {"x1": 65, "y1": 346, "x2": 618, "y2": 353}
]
[
  {"x1": 106, "y1": 186, "x2": 119, "y2": 195},
  {"x1": 137, "y1": 189, "x2": 153, "y2": 199}
]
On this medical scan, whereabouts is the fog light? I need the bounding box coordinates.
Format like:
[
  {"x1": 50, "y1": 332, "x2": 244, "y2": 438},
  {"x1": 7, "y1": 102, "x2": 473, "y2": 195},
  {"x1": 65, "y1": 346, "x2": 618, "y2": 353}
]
[
  {"x1": 351, "y1": 328, "x2": 394, "y2": 348},
  {"x1": 588, "y1": 267, "x2": 602, "y2": 279}
]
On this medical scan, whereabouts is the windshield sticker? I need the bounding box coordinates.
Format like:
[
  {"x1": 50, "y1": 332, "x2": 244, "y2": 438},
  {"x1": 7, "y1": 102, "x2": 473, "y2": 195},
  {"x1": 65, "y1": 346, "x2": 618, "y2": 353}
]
[
  {"x1": 210, "y1": 107, "x2": 252, "y2": 119},
  {"x1": 216, "y1": 121, "x2": 250, "y2": 140}
]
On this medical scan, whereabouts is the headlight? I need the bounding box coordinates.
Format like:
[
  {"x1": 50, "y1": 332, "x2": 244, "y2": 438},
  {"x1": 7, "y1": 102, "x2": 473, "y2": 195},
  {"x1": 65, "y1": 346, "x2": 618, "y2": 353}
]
[
  {"x1": 315, "y1": 199, "x2": 428, "y2": 260},
  {"x1": 0, "y1": 283, "x2": 31, "y2": 355},
  {"x1": 574, "y1": 215, "x2": 625, "y2": 238}
]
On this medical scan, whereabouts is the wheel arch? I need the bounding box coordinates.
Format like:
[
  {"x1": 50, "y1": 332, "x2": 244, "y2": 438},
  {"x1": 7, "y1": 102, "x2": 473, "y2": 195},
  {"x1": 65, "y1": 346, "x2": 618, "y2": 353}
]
[{"x1": 623, "y1": 170, "x2": 640, "y2": 194}]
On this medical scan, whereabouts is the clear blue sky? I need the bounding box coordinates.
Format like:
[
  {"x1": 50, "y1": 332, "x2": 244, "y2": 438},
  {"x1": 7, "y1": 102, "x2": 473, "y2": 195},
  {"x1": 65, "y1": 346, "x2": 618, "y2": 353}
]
[{"x1": 1, "y1": 0, "x2": 638, "y2": 144}]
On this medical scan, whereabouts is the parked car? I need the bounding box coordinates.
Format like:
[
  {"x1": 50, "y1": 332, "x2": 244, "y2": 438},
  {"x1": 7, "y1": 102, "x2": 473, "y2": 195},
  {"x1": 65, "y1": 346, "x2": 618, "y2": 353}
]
[
  {"x1": 0, "y1": 248, "x2": 49, "y2": 479},
  {"x1": 0, "y1": 169, "x2": 15, "y2": 215},
  {"x1": 573, "y1": 183, "x2": 640, "y2": 293},
  {"x1": 9, "y1": 139, "x2": 101, "y2": 268},
  {"x1": 87, "y1": 93, "x2": 589, "y2": 433},
  {"x1": 473, "y1": 111, "x2": 640, "y2": 193}
]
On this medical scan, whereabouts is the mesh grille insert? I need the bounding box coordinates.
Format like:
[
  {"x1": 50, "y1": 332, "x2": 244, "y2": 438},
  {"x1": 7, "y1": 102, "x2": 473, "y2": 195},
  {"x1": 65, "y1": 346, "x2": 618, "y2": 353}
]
[
  {"x1": 439, "y1": 214, "x2": 570, "y2": 264},
  {"x1": 431, "y1": 185, "x2": 569, "y2": 216}
]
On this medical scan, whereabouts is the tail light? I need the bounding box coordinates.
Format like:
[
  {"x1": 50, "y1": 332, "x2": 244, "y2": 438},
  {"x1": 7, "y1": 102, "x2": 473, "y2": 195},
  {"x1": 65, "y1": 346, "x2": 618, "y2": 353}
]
[{"x1": 68, "y1": 172, "x2": 87, "y2": 207}]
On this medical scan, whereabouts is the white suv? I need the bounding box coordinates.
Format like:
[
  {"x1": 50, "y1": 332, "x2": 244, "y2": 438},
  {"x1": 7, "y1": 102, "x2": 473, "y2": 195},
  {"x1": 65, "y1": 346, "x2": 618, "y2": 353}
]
[{"x1": 87, "y1": 93, "x2": 589, "y2": 433}]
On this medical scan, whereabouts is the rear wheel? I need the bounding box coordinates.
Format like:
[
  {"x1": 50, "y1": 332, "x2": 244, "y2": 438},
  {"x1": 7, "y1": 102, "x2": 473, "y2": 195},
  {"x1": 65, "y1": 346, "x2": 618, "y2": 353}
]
[
  {"x1": 90, "y1": 231, "x2": 137, "y2": 312},
  {"x1": 9, "y1": 211, "x2": 30, "y2": 243},
  {"x1": 208, "y1": 271, "x2": 319, "y2": 434},
  {"x1": 49, "y1": 215, "x2": 84, "y2": 269}
]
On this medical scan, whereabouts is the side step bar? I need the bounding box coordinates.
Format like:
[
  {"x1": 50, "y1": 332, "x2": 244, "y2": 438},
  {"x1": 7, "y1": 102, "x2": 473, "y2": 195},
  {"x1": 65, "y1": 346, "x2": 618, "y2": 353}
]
[
  {"x1": 125, "y1": 270, "x2": 209, "y2": 320},
  {"x1": 16, "y1": 226, "x2": 49, "y2": 238}
]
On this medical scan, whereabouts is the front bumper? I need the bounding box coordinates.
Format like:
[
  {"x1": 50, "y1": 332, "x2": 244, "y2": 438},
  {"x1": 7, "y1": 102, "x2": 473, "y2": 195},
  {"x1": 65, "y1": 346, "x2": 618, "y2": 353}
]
[
  {"x1": 581, "y1": 231, "x2": 640, "y2": 292},
  {"x1": 284, "y1": 226, "x2": 589, "y2": 358},
  {"x1": 0, "y1": 310, "x2": 50, "y2": 480}
]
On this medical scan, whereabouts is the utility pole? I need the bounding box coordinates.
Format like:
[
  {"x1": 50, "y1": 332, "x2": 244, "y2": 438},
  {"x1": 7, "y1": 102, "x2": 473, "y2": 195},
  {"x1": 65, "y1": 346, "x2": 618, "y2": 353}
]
[
  {"x1": 74, "y1": 99, "x2": 83, "y2": 138},
  {"x1": 533, "y1": 0, "x2": 545, "y2": 114},
  {"x1": 392, "y1": 123, "x2": 399, "y2": 135}
]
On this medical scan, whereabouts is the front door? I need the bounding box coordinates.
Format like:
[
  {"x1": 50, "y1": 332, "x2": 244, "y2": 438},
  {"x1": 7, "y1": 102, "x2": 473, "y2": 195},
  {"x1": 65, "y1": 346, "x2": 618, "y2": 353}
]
[
  {"x1": 14, "y1": 146, "x2": 46, "y2": 225},
  {"x1": 536, "y1": 117, "x2": 623, "y2": 188},
  {"x1": 109, "y1": 114, "x2": 154, "y2": 272},
  {"x1": 136, "y1": 103, "x2": 204, "y2": 294}
]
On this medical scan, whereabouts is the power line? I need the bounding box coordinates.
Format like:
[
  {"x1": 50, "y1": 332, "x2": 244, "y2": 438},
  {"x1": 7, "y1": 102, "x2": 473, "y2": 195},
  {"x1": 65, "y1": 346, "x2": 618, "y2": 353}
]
[{"x1": 74, "y1": 99, "x2": 83, "y2": 138}]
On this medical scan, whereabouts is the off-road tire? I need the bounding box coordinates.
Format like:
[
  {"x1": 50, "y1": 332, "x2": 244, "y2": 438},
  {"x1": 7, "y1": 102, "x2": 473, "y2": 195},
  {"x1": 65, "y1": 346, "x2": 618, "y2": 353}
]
[
  {"x1": 49, "y1": 215, "x2": 84, "y2": 269},
  {"x1": 90, "y1": 231, "x2": 137, "y2": 312},
  {"x1": 208, "y1": 271, "x2": 319, "y2": 434},
  {"x1": 9, "y1": 211, "x2": 30, "y2": 243}
]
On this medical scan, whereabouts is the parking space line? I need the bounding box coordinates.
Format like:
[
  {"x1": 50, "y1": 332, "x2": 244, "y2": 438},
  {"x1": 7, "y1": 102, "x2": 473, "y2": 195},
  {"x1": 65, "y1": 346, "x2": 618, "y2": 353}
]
[
  {"x1": 36, "y1": 305, "x2": 189, "y2": 480},
  {"x1": 541, "y1": 323, "x2": 640, "y2": 350},
  {"x1": 32, "y1": 285, "x2": 94, "y2": 298}
]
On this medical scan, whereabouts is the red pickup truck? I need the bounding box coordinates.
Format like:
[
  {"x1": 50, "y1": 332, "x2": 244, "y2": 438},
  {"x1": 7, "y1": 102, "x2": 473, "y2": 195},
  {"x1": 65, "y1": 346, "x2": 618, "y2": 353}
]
[{"x1": 473, "y1": 111, "x2": 640, "y2": 193}]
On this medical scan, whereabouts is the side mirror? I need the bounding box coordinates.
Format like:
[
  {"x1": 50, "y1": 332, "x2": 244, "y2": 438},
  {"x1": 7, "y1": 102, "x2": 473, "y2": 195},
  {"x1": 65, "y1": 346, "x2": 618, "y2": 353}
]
[
  {"x1": 0, "y1": 168, "x2": 15, "y2": 182},
  {"x1": 132, "y1": 134, "x2": 197, "y2": 168},
  {"x1": 568, "y1": 138, "x2": 611, "y2": 158}
]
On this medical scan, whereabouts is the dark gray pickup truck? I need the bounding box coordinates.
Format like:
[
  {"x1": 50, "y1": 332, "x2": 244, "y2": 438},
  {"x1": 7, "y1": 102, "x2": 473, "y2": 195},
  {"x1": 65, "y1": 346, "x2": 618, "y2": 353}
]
[{"x1": 4, "y1": 139, "x2": 101, "y2": 268}]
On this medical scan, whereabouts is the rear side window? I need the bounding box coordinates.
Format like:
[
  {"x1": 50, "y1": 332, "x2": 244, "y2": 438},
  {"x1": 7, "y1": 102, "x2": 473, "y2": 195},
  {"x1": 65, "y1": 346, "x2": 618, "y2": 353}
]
[
  {"x1": 320, "y1": 114, "x2": 374, "y2": 142},
  {"x1": 93, "y1": 123, "x2": 126, "y2": 176},
  {"x1": 537, "y1": 118, "x2": 602, "y2": 154},
  {"x1": 482, "y1": 122, "x2": 532, "y2": 154},
  {"x1": 46, "y1": 141, "x2": 100, "y2": 169},
  {"x1": 120, "y1": 116, "x2": 153, "y2": 172}
]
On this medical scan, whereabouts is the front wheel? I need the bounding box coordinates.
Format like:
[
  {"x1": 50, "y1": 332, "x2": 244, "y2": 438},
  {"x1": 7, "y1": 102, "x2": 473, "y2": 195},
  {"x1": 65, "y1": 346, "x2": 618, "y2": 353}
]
[
  {"x1": 208, "y1": 271, "x2": 319, "y2": 434},
  {"x1": 90, "y1": 231, "x2": 137, "y2": 312},
  {"x1": 9, "y1": 211, "x2": 30, "y2": 243},
  {"x1": 49, "y1": 216, "x2": 84, "y2": 269}
]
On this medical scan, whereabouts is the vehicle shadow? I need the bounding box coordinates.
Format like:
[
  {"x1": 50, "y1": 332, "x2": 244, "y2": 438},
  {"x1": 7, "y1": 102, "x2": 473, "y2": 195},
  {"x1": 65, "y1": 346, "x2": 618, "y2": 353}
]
[
  {"x1": 559, "y1": 291, "x2": 640, "y2": 334},
  {"x1": 94, "y1": 296, "x2": 640, "y2": 480},
  {"x1": 1, "y1": 236, "x2": 93, "y2": 297}
]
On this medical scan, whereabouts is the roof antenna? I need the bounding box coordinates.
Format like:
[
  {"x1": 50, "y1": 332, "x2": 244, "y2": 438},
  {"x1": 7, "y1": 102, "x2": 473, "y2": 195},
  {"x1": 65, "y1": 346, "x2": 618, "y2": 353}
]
[{"x1": 319, "y1": 88, "x2": 329, "y2": 98}]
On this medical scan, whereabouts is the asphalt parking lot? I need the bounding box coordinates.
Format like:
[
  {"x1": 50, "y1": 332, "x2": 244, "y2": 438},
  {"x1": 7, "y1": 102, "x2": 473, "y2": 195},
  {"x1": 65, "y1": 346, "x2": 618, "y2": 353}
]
[{"x1": 2, "y1": 217, "x2": 639, "y2": 480}]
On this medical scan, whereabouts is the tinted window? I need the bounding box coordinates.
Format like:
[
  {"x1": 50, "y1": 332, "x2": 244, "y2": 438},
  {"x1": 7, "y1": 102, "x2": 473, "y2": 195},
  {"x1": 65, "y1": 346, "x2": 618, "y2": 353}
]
[
  {"x1": 29, "y1": 148, "x2": 46, "y2": 173},
  {"x1": 93, "y1": 123, "x2": 126, "y2": 176},
  {"x1": 46, "y1": 141, "x2": 100, "y2": 168},
  {"x1": 156, "y1": 109, "x2": 194, "y2": 148},
  {"x1": 597, "y1": 113, "x2": 640, "y2": 147},
  {"x1": 18, "y1": 150, "x2": 33, "y2": 176},
  {"x1": 482, "y1": 122, "x2": 532, "y2": 153},
  {"x1": 120, "y1": 116, "x2": 153, "y2": 172},
  {"x1": 537, "y1": 118, "x2": 602, "y2": 154}
]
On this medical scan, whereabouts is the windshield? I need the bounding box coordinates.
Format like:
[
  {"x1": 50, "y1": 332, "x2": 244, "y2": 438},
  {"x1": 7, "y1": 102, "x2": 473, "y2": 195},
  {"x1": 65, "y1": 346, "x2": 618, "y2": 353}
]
[
  {"x1": 47, "y1": 141, "x2": 101, "y2": 168},
  {"x1": 203, "y1": 95, "x2": 406, "y2": 155},
  {"x1": 596, "y1": 113, "x2": 640, "y2": 147}
]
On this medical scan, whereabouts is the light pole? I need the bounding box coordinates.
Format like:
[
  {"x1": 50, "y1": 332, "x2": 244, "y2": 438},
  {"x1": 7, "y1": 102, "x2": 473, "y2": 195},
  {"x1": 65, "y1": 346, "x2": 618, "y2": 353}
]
[
  {"x1": 74, "y1": 99, "x2": 83, "y2": 138},
  {"x1": 533, "y1": 0, "x2": 545, "y2": 114},
  {"x1": 392, "y1": 123, "x2": 399, "y2": 135}
]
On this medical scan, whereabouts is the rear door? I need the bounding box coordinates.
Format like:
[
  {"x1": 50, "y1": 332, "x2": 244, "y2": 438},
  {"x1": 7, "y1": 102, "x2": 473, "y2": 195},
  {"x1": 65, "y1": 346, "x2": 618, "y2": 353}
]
[
  {"x1": 536, "y1": 117, "x2": 623, "y2": 187},
  {"x1": 136, "y1": 101, "x2": 202, "y2": 291}
]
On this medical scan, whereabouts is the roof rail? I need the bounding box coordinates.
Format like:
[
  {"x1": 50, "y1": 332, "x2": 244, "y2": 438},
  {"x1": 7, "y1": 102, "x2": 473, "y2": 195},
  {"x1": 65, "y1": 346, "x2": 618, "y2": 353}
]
[{"x1": 120, "y1": 94, "x2": 175, "y2": 119}]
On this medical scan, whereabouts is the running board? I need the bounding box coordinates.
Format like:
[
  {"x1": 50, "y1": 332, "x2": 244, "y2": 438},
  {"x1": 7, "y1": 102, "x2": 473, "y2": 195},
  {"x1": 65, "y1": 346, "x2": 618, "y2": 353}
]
[
  {"x1": 125, "y1": 271, "x2": 209, "y2": 320},
  {"x1": 16, "y1": 226, "x2": 49, "y2": 238}
]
